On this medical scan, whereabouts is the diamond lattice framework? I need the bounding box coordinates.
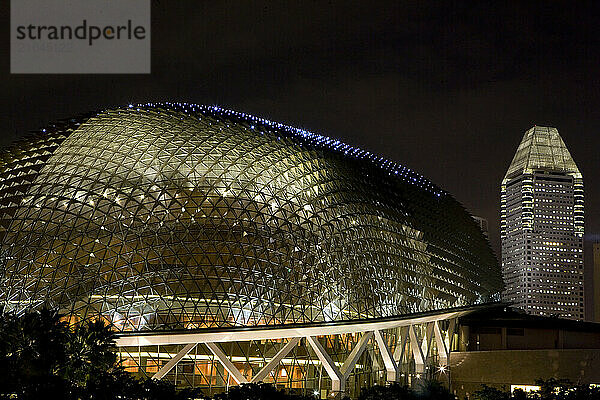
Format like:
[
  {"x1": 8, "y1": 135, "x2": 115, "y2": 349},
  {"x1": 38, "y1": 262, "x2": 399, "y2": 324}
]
[{"x1": 0, "y1": 103, "x2": 503, "y2": 332}]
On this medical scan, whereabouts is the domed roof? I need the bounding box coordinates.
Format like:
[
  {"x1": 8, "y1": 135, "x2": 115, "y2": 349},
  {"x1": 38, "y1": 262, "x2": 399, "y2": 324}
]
[{"x1": 0, "y1": 104, "x2": 502, "y2": 331}]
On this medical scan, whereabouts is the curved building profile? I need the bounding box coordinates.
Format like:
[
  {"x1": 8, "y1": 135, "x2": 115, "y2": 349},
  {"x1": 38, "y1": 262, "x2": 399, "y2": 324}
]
[{"x1": 0, "y1": 104, "x2": 502, "y2": 395}]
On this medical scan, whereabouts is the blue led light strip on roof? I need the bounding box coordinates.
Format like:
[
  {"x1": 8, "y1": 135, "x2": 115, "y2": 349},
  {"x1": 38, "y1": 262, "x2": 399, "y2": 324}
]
[{"x1": 126, "y1": 102, "x2": 445, "y2": 197}]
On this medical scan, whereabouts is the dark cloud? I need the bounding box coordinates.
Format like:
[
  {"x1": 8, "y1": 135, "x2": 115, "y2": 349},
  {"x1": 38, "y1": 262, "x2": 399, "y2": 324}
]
[{"x1": 1, "y1": 0, "x2": 599, "y2": 255}]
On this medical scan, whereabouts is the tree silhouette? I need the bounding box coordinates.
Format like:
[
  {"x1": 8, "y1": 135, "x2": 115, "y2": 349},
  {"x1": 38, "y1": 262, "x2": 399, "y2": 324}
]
[
  {"x1": 213, "y1": 382, "x2": 317, "y2": 400},
  {"x1": 0, "y1": 308, "x2": 202, "y2": 399},
  {"x1": 358, "y1": 380, "x2": 455, "y2": 400}
]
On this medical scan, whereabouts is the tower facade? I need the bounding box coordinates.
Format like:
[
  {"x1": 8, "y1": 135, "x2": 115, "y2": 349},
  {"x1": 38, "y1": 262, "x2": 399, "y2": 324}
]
[
  {"x1": 473, "y1": 216, "x2": 489, "y2": 239},
  {"x1": 501, "y1": 126, "x2": 584, "y2": 320},
  {"x1": 594, "y1": 241, "x2": 600, "y2": 322}
]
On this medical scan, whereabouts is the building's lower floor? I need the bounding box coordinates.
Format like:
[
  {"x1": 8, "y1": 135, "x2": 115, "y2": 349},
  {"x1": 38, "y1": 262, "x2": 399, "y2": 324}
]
[{"x1": 114, "y1": 305, "x2": 600, "y2": 399}]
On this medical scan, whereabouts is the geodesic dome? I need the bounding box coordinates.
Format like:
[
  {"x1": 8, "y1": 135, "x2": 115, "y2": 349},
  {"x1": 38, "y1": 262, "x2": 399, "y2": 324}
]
[{"x1": 0, "y1": 103, "x2": 502, "y2": 331}]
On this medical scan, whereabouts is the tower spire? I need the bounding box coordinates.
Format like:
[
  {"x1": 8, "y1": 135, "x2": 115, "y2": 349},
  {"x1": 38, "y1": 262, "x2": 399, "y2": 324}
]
[{"x1": 504, "y1": 126, "x2": 581, "y2": 181}]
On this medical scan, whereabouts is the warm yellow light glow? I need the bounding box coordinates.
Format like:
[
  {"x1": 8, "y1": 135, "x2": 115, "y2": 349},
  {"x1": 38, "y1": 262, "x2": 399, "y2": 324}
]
[{"x1": 511, "y1": 385, "x2": 540, "y2": 393}]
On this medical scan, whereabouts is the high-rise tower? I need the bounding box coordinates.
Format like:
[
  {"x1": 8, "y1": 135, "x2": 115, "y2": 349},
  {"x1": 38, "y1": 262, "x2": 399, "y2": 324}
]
[
  {"x1": 501, "y1": 126, "x2": 584, "y2": 320},
  {"x1": 593, "y1": 240, "x2": 600, "y2": 322},
  {"x1": 473, "y1": 216, "x2": 489, "y2": 239}
]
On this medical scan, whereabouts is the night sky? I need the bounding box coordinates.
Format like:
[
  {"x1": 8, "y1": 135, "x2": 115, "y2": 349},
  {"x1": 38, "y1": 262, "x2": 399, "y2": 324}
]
[{"x1": 1, "y1": 1, "x2": 599, "y2": 256}]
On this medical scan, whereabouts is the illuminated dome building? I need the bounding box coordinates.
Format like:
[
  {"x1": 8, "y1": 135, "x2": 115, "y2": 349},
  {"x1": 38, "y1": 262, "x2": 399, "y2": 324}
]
[{"x1": 0, "y1": 104, "x2": 502, "y2": 396}]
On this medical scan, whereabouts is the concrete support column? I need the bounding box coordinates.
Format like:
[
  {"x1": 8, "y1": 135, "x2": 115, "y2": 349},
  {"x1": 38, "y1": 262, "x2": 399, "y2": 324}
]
[
  {"x1": 251, "y1": 337, "x2": 301, "y2": 383},
  {"x1": 153, "y1": 343, "x2": 197, "y2": 380},
  {"x1": 434, "y1": 321, "x2": 449, "y2": 365},
  {"x1": 206, "y1": 342, "x2": 248, "y2": 384},
  {"x1": 306, "y1": 336, "x2": 344, "y2": 392},
  {"x1": 374, "y1": 330, "x2": 399, "y2": 382},
  {"x1": 408, "y1": 325, "x2": 425, "y2": 373}
]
